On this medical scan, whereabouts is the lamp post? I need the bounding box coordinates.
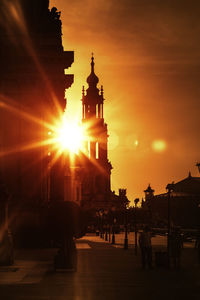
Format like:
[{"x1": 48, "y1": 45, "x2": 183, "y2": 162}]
[
  {"x1": 196, "y1": 162, "x2": 200, "y2": 174},
  {"x1": 95, "y1": 211, "x2": 100, "y2": 236},
  {"x1": 105, "y1": 224, "x2": 108, "y2": 241},
  {"x1": 108, "y1": 210, "x2": 111, "y2": 243},
  {"x1": 166, "y1": 183, "x2": 174, "y2": 269},
  {"x1": 198, "y1": 204, "x2": 200, "y2": 228},
  {"x1": 99, "y1": 210, "x2": 104, "y2": 238},
  {"x1": 134, "y1": 198, "x2": 139, "y2": 255},
  {"x1": 124, "y1": 206, "x2": 128, "y2": 249},
  {"x1": 111, "y1": 206, "x2": 116, "y2": 244},
  {"x1": 112, "y1": 219, "x2": 116, "y2": 244},
  {"x1": 104, "y1": 210, "x2": 108, "y2": 241}
]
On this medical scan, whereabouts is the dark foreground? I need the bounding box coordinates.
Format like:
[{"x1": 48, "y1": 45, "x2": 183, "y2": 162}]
[{"x1": 0, "y1": 234, "x2": 200, "y2": 300}]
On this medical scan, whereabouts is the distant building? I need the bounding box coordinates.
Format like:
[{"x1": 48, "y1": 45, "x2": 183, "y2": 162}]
[{"x1": 143, "y1": 171, "x2": 200, "y2": 227}]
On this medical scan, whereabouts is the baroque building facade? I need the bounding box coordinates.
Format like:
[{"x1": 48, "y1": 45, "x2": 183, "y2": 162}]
[
  {"x1": 0, "y1": 1, "x2": 129, "y2": 246},
  {"x1": 143, "y1": 170, "x2": 200, "y2": 227},
  {"x1": 0, "y1": 0, "x2": 73, "y2": 238}
]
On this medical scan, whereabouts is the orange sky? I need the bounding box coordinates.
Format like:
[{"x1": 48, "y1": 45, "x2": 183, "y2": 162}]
[{"x1": 52, "y1": 0, "x2": 200, "y2": 205}]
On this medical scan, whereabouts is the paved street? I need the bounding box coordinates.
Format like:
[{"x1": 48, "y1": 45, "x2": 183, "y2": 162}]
[
  {"x1": 0, "y1": 234, "x2": 200, "y2": 300},
  {"x1": 108, "y1": 232, "x2": 195, "y2": 248}
]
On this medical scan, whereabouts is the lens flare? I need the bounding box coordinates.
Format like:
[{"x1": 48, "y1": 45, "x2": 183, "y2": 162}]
[
  {"x1": 108, "y1": 131, "x2": 119, "y2": 150},
  {"x1": 152, "y1": 139, "x2": 167, "y2": 152},
  {"x1": 126, "y1": 134, "x2": 139, "y2": 150},
  {"x1": 55, "y1": 116, "x2": 84, "y2": 154}
]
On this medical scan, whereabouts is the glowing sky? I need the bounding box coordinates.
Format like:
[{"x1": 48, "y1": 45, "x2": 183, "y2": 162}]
[{"x1": 52, "y1": 0, "x2": 200, "y2": 204}]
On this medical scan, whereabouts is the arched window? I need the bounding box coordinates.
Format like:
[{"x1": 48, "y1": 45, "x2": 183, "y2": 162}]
[
  {"x1": 96, "y1": 142, "x2": 99, "y2": 159},
  {"x1": 83, "y1": 104, "x2": 86, "y2": 119},
  {"x1": 100, "y1": 104, "x2": 103, "y2": 118},
  {"x1": 96, "y1": 104, "x2": 98, "y2": 118}
]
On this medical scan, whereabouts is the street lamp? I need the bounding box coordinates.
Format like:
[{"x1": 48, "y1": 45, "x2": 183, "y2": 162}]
[
  {"x1": 98, "y1": 210, "x2": 104, "y2": 238},
  {"x1": 196, "y1": 162, "x2": 200, "y2": 174},
  {"x1": 104, "y1": 210, "x2": 109, "y2": 241},
  {"x1": 108, "y1": 210, "x2": 111, "y2": 243},
  {"x1": 111, "y1": 206, "x2": 116, "y2": 244},
  {"x1": 134, "y1": 198, "x2": 139, "y2": 255},
  {"x1": 124, "y1": 206, "x2": 128, "y2": 249},
  {"x1": 166, "y1": 182, "x2": 174, "y2": 269}
]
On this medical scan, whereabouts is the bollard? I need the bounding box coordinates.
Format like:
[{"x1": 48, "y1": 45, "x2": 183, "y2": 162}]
[{"x1": 124, "y1": 225, "x2": 128, "y2": 250}]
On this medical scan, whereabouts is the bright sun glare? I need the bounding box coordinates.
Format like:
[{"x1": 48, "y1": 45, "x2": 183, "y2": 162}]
[
  {"x1": 55, "y1": 116, "x2": 84, "y2": 154},
  {"x1": 152, "y1": 139, "x2": 167, "y2": 152}
]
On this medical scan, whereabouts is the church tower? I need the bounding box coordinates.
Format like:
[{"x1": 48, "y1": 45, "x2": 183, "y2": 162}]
[{"x1": 81, "y1": 55, "x2": 112, "y2": 209}]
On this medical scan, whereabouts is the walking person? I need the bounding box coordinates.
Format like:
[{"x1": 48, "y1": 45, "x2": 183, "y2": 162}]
[
  {"x1": 195, "y1": 230, "x2": 200, "y2": 264},
  {"x1": 139, "y1": 225, "x2": 152, "y2": 269},
  {"x1": 170, "y1": 227, "x2": 182, "y2": 269}
]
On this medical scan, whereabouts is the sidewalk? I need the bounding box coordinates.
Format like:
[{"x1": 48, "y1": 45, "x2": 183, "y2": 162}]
[
  {"x1": 0, "y1": 234, "x2": 200, "y2": 300},
  {"x1": 0, "y1": 248, "x2": 57, "y2": 285}
]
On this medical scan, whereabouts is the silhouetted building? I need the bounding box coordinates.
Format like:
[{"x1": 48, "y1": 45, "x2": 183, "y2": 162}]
[
  {"x1": 143, "y1": 172, "x2": 200, "y2": 227},
  {"x1": 79, "y1": 56, "x2": 128, "y2": 210},
  {"x1": 144, "y1": 185, "x2": 155, "y2": 204},
  {"x1": 80, "y1": 56, "x2": 112, "y2": 209},
  {"x1": 0, "y1": 0, "x2": 73, "y2": 237}
]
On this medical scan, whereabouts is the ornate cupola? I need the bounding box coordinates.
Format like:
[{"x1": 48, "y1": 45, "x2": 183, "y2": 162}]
[
  {"x1": 82, "y1": 55, "x2": 109, "y2": 162},
  {"x1": 144, "y1": 184, "x2": 155, "y2": 201},
  {"x1": 82, "y1": 55, "x2": 104, "y2": 122},
  {"x1": 86, "y1": 55, "x2": 99, "y2": 88}
]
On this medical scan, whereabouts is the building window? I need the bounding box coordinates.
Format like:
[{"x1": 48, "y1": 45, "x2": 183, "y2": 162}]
[
  {"x1": 83, "y1": 104, "x2": 86, "y2": 119},
  {"x1": 96, "y1": 104, "x2": 98, "y2": 118},
  {"x1": 96, "y1": 142, "x2": 99, "y2": 159},
  {"x1": 100, "y1": 104, "x2": 103, "y2": 118}
]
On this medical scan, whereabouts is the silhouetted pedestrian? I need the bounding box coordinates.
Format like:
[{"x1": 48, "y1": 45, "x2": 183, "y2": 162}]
[
  {"x1": 195, "y1": 230, "x2": 200, "y2": 264},
  {"x1": 139, "y1": 225, "x2": 152, "y2": 269},
  {"x1": 170, "y1": 228, "x2": 182, "y2": 269}
]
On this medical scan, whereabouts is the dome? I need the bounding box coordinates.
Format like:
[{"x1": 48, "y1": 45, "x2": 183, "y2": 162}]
[{"x1": 87, "y1": 55, "x2": 99, "y2": 87}]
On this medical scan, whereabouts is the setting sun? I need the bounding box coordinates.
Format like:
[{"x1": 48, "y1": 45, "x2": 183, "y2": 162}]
[
  {"x1": 152, "y1": 139, "x2": 167, "y2": 153},
  {"x1": 55, "y1": 116, "x2": 84, "y2": 154}
]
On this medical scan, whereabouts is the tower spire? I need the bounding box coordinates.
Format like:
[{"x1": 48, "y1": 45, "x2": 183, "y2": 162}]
[
  {"x1": 87, "y1": 54, "x2": 99, "y2": 87},
  {"x1": 101, "y1": 85, "x2": 104, "y2": 96},
  {"x1": 91, "y1": 52, "x2": 94, "y2": 73}
]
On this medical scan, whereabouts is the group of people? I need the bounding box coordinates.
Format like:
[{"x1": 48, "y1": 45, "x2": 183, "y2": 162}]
[{"x1": 139, "y1": 225, "x2": 183, "y2": 269}]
